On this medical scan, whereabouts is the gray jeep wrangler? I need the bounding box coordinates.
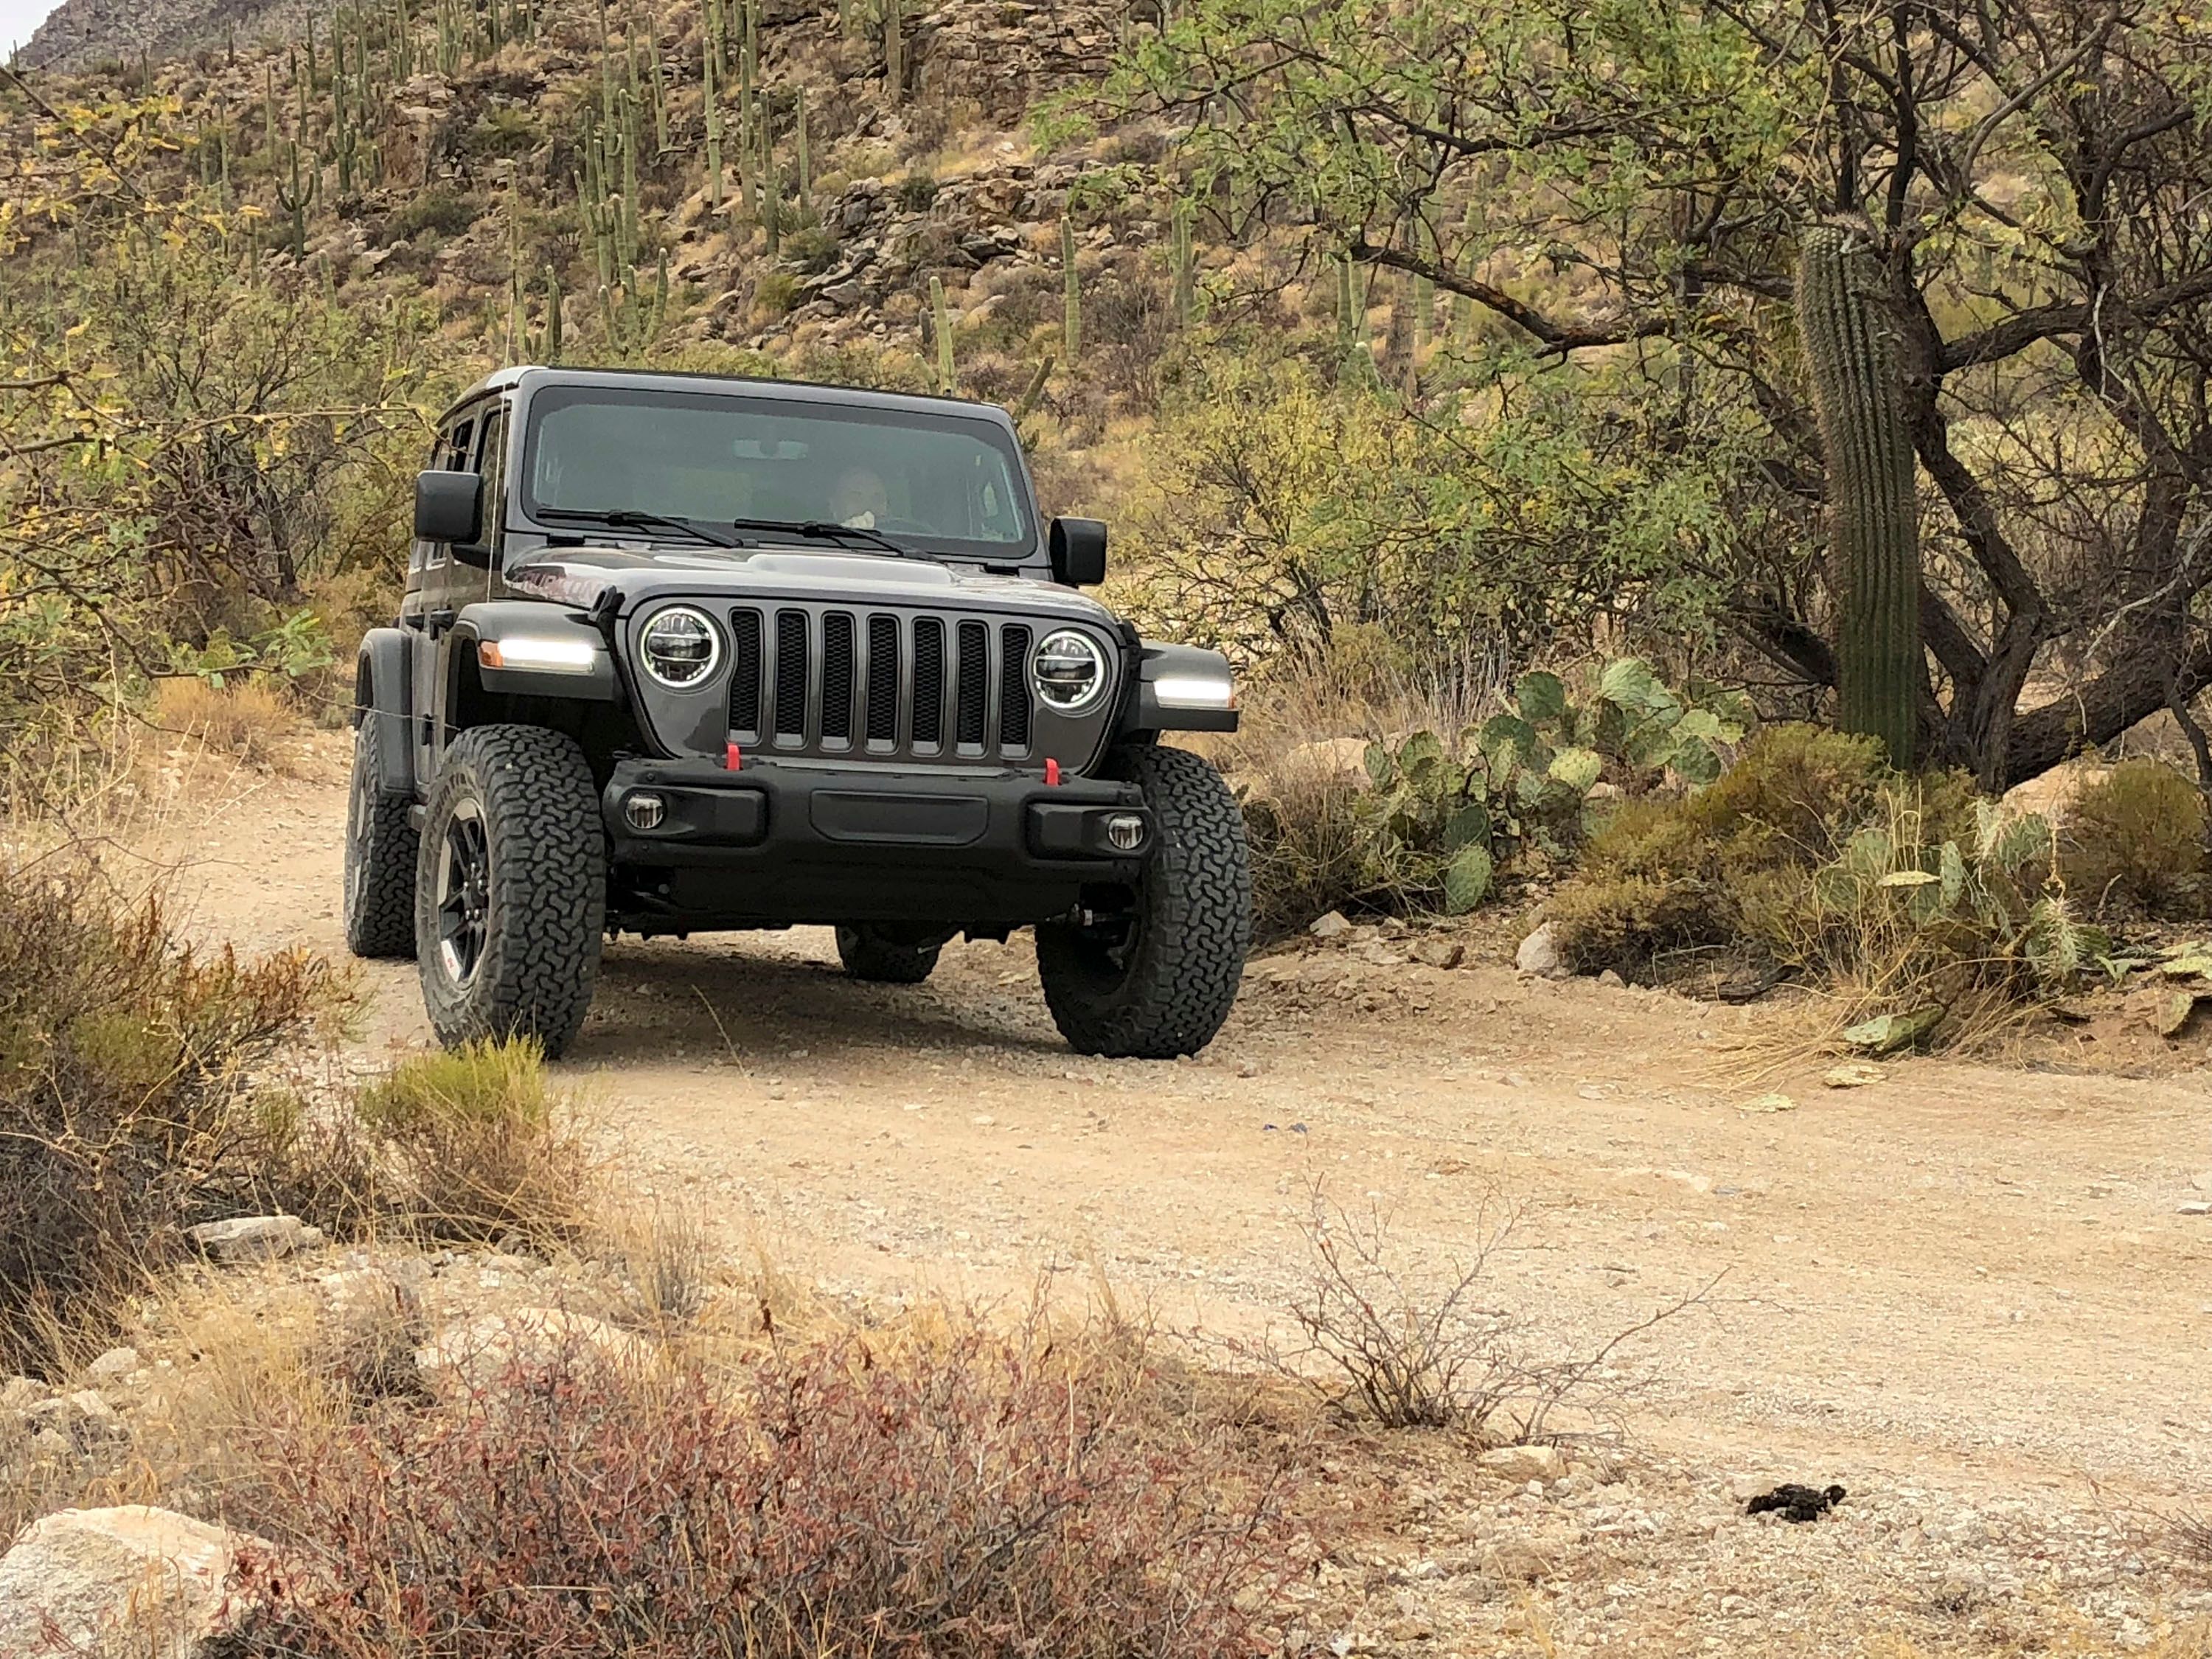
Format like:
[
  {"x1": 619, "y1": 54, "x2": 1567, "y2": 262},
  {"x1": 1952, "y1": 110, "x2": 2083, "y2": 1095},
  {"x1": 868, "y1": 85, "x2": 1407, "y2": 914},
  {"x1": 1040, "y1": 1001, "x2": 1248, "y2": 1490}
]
[{"x1": 346, "y1": 366, "x2": 1251, "y2": 1060}]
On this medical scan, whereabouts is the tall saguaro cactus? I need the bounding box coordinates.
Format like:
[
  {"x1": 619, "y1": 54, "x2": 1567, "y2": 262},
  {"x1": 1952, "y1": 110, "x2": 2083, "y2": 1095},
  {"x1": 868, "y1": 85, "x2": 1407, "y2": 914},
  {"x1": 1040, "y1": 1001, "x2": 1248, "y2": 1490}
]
[{"x1": 1797, "y1": 223, "x2": 1921, "y2": 768}]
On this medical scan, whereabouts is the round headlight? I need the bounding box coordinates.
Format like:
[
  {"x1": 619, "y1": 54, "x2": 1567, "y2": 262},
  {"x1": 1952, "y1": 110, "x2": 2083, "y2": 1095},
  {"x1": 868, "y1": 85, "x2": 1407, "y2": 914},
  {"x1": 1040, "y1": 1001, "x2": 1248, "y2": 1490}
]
[
  {"x1": 639, "y1": 606, "x2": 721, "y2": 690},
  {"x1": 1032, "y1": 629, "x2": 1107, "y2": 713}
]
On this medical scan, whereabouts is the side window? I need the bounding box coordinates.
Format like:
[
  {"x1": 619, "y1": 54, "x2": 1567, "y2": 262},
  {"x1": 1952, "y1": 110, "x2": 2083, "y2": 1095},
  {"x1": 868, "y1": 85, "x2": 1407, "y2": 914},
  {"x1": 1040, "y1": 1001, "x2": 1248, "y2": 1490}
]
[
  {"x1": 474, "y1": 407, "x2": 507, "y2": 552},
  {"x1": 426, "y1": 417, "x2": 476, "y2": 568}
]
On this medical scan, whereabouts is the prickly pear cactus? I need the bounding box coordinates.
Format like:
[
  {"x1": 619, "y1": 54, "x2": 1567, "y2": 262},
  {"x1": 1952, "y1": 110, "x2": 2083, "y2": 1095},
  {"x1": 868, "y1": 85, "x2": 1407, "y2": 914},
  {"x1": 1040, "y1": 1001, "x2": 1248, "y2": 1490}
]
[{"x1": 1797, "y1": 223, "x2": 1921, "y2": 768}]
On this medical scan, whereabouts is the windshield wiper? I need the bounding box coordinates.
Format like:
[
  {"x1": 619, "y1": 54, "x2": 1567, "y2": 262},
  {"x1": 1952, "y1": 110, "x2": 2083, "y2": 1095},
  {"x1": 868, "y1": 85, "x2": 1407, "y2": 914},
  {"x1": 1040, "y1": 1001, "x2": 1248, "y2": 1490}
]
[
  {"x1": 728, "y1": 518, "x2": 915, "y2": 557},
  {"x1": 536, "y1": 507, "x2": 745, "y2": 549}
]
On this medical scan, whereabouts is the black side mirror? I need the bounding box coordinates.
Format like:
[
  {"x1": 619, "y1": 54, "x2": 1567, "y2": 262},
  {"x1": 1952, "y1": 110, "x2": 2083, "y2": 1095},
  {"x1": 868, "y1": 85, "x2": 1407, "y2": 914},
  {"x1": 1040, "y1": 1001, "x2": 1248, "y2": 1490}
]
[
  {"x1": 415, "y1": 470, "x2": 484, "y2": 546},
  {"x1": 1048, "y1": 517, "x2": 1107, "y2": 588}
]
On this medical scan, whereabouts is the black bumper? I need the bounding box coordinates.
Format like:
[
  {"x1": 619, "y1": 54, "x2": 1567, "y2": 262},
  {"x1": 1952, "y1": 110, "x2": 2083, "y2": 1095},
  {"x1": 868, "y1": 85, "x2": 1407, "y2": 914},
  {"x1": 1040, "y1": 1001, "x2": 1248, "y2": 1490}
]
[{"x1": 599, "y1": 757, "x2": 1152, "y2": 928}]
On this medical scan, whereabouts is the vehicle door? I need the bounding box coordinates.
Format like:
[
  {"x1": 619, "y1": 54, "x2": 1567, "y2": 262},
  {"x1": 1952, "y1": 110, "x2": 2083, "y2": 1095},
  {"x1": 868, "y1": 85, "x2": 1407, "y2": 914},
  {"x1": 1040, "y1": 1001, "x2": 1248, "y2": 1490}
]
[{"x1": 410, "y1": 407, "x2": 481, "y2": 783}]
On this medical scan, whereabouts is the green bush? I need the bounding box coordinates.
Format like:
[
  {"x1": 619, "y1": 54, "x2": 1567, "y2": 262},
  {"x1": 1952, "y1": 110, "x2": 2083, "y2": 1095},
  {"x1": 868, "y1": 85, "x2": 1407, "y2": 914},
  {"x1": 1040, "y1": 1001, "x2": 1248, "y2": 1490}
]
[
  {"x1": 354, "y1": 1039, "x2": 592, "y2": 1243},
  {"x1": 754, "y1": 271, "x2": 802, "y2": 318},
  {"x1": 2062, "y1": 760, "x2": 2210, "y2": 919},
  {"x1": 1238, "y1": 658, "x2": 1744, "y2": 933},
  {"x1": 381, "y1": 186, "x2": 481, "y2": 244},
  {"x1": 1546, "y1": 724, "x2": 2098, "y2": 1018}
]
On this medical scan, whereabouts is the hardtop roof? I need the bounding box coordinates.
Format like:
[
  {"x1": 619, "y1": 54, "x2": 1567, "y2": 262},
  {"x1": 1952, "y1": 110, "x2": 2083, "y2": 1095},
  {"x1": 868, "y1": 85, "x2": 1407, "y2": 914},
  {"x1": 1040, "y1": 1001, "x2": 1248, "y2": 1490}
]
[{"x1": 440, "y1": 365, "x2": 1020, "y2": 431}]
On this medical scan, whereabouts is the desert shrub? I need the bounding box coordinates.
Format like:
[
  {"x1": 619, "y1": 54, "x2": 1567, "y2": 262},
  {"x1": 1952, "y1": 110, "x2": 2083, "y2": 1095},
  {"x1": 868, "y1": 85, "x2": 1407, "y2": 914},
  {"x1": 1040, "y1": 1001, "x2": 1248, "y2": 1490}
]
[
  {"x1": 894, "y1": 170, "x2": 939, "y2": 211},
  {"x1": 1546, "y1": 725, "x2": 2098, "y2": 1018},
  {"x1": 151, "y1": 677, "x2": 294, "y2": 764},
  {"x1": 465, "y1": 105, "x2": 542, "y2": 159},
  {"x1": 2062, "y1": 760, "x2": 2211, "y2": 919},
  {"x1": 229, "y1": 1321, "x2": 1293, "y2": 1659},
  {"x1": 753, "y1": 270, "x2": 801, "y2": 319},
  {"x1": 1228, "y1": 1186, "x2": 1697, "y2": 1441},
  {"x1": 1234, "y1": 658, "x2": 1743, "y2": 934},
  {"x1": 777, "y1": 223, "x2": 840, "y2": 271},
  {"x1": 0, "y1": 863, "x2": 338, "y2": 1371},
  {"x1": 352, "y1": 1039, "x2": 594, "y2": 1244},
  {"x1": 382, "y1": 186, "x2": 481, "y2": 244}
]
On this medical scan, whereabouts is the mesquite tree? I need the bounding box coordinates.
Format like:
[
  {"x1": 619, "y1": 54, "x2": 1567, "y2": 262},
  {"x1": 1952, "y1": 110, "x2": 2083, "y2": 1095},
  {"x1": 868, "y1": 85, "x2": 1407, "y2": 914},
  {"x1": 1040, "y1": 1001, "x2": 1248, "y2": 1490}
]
[{"x1": 1115, "y1": 0, "x2": 2212, "y2": 788}]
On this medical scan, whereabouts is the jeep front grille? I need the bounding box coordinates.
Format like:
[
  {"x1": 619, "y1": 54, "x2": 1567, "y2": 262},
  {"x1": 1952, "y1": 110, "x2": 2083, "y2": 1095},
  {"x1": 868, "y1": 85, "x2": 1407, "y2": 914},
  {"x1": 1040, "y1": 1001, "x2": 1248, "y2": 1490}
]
[{"x1": 728, "y1": 605, "x2": 1038, "y2": 763}]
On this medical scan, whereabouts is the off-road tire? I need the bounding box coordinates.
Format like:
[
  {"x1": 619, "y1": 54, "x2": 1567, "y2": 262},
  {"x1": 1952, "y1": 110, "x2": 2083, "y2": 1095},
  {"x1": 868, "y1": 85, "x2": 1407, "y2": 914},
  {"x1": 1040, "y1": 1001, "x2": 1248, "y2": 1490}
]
[
  {"x1": 415, "y1": 724, "x2": 606, "y2": 1059},
  {"x1": 344, "y1": 712, "x2": 419, "y2": 960},
  {"x1": 835, "y1": 925, "x2": 945, "y2": 984},
  {"x1": 1037, "y1": 744, "x2": 1251, "y2": 1059}
]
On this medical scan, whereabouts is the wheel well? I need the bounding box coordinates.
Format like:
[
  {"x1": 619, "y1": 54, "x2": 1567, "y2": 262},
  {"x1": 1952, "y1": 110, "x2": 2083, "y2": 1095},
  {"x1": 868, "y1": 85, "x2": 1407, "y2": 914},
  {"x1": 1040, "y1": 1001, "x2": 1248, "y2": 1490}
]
[{"x1": 443, "y1": 650, "x2": 647, "y2": 788}]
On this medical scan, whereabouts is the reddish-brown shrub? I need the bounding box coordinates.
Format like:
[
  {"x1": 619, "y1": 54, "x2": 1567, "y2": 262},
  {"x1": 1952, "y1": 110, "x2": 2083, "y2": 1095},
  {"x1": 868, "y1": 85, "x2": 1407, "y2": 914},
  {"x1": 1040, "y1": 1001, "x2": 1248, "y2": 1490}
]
[{"x1": 226, "y1": 1324, "x2": 1298, "y2": 1659}]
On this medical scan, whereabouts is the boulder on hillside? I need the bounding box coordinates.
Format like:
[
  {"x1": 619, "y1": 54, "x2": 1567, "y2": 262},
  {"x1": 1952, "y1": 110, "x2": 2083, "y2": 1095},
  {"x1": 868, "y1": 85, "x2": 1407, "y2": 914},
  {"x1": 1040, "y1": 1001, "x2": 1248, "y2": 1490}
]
[{"x1": 0, "y1": 1506, "x2": 268, "y2": 1659}]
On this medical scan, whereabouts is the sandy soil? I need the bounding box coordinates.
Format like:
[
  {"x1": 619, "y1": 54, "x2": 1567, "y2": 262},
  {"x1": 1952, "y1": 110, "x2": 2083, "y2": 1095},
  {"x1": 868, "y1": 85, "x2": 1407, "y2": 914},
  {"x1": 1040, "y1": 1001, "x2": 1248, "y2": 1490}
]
[{"x1": 137, "y1": 736, "x2": 2212, "y2": 1654}]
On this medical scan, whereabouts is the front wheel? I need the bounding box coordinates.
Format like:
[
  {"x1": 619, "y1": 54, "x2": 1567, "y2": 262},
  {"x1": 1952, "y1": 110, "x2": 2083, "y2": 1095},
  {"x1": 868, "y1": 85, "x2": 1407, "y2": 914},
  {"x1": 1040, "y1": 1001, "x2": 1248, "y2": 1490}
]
[
  {"x1": 1037, "y1": 745, "x2": 1251, "y2": 1059},
  {"x1": 414, "y1": 725, "x2": 607, "y2": 1059}
]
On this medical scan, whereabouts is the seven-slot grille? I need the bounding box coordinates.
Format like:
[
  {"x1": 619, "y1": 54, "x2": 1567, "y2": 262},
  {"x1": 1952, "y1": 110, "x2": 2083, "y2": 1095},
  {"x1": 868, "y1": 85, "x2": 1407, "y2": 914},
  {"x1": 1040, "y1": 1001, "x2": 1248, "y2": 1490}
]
[{"x1": 726, "y1": 605, "x2": 1046, "y2": 762}]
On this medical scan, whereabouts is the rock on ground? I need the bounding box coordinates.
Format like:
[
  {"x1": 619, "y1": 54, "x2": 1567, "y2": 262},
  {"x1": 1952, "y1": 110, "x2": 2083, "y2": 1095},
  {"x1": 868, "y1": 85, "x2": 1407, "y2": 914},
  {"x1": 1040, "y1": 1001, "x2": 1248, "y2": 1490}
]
[
  {"x1": 187, "y1": 1215, "x2": 316, "y2": 1263},
  {"x1": 414, "y1": 1306, "x2": 654, "y2": 1394},
  {"x1": 1515, "y1": 922, "x2": 1570, "y2": 979},
  {"x1": 1478, "y1": 1443, "x2": 1571, "y2": 1483},
  {"x1": 0, "y1": 1506, "x2": 267, "y2": 1659}
]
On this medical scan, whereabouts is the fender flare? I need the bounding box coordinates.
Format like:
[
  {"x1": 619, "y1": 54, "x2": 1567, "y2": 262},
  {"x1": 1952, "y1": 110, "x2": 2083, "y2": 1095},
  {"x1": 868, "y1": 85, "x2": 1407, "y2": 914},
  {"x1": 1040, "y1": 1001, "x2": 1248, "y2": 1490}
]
[
  {"x1": 452, "y1": 600, "x2": 620, "y2": 702},
  {"x1": 354, "y1": 627, "x2": 417, "y2": 801},
  {"x1": 1116, "y1": 641, "x2": 1239, "y2": 737}
]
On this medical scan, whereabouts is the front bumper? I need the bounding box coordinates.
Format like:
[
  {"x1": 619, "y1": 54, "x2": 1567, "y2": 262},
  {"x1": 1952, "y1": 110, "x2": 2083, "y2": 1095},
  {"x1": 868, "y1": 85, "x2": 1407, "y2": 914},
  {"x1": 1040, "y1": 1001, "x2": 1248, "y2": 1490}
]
[{"x1": 599, "y1": 757, "x2": 1152, "y2": 928}]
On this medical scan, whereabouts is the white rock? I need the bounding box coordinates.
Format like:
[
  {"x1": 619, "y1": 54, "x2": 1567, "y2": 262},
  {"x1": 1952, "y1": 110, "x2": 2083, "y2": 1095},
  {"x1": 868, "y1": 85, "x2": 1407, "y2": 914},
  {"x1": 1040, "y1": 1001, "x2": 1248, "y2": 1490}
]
[
  {"x1": 0, "y1": 1375, "x2": 43, "y2": 1413},
  {"x1": 2180, "y1": 1202, "x2": 2211, "y2": 1217},
  {"x1": 86, "y1": 1347, "x2": 140, "y2": 1382},
  {"x1": 1309, "y1": 911, "x2": 1353, "y2": 941},
  {"x1": 0, "y1": 1506, "x2": 269, "y2": 1659},
  {"x1": 414, "y1": 1307, "x2": 654, "y2": 1394},
  {"x1": 186, "y1": 1215, "x2": 306, "y2": 1263},
  {"x1": 1596, "y1": 968, "x2": 1627, "y2": 988},
  {"x1": 1478, "y1": 1443, "x2": 1569, "y2": 1483},
  {"x1": 1514, "y1": 924, "x2": 1568, "y2": 980}
]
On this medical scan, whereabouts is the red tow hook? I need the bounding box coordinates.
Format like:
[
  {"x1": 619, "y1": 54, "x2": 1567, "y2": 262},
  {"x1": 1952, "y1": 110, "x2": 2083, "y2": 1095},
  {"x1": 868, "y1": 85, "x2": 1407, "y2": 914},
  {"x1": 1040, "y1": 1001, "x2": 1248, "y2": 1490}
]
[
  {"x1": 1045, "y1": 758, "x2": 1062, "y2": 786},
  {"x1": 725, "y1": 741, "x2": 744, "y2": 771}
]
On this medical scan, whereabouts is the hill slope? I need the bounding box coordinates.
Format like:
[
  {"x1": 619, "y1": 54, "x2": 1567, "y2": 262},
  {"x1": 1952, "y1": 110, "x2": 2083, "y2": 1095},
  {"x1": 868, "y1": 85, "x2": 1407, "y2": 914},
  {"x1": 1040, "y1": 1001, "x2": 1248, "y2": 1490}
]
[{"x1": 19, "y1": 0, "x2": 326, "y2": 69}]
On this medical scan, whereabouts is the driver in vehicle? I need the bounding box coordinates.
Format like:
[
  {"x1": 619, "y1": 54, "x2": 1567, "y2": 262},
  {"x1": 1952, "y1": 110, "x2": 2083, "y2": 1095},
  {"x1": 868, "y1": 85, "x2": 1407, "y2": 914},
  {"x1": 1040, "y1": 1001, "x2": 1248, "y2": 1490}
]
[{"x1": 830, "y1": 465, "x2": 891, "y2": 530}]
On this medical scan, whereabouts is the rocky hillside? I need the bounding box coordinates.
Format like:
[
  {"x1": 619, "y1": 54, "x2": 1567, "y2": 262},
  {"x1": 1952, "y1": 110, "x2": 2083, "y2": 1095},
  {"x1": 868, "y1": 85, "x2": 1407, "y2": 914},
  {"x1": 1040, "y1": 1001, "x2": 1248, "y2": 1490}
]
[
  {"x1": 18, "y1": 0, "x2": 328, "y2": 69},
  {"x1": 7, "y1": 0, "x2": 1203, "y2": 459}
]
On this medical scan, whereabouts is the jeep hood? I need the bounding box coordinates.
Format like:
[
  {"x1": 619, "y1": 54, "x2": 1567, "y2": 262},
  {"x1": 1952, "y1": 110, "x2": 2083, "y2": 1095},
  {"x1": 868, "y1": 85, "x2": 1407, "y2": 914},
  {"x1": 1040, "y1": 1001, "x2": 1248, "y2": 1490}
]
[{"x1": 504, "y1": 543, "x2": 1119, "y2": 625}]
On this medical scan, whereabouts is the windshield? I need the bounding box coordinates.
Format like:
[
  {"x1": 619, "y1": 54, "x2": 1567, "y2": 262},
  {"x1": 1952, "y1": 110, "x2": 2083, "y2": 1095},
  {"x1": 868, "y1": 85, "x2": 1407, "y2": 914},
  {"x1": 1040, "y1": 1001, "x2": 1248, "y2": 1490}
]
[{"x1": 520, "y1": 386, "x2": 1036, "y2": 559}]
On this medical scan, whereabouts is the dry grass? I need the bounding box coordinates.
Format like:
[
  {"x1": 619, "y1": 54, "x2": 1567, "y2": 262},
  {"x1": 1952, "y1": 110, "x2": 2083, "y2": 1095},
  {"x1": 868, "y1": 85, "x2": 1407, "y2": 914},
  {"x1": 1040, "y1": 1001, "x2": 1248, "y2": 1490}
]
[
  {"x1": 1210, "y1": 644, "x2": 1509, "y2": 938},
  {"x1": 593, "y1": 1197, "x2": 717, "y2": 1335},
  {"x1": 150, "y1": 677, "x2": 295, "y2": 768},
  {"x1": 352, "y1": 1039, "x2": 599, "y2": 1245},
  {"x1": 0, "y1": 854, "x2": 344, "y2": 1375}
]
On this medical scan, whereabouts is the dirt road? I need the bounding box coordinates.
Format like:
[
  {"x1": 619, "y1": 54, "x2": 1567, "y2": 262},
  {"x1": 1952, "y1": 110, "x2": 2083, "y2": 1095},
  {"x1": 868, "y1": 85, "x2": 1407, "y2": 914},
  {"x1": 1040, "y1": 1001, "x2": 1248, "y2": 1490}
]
[{"x1": 149, "y1": 737, "x2": 2212, "y2": 1652}]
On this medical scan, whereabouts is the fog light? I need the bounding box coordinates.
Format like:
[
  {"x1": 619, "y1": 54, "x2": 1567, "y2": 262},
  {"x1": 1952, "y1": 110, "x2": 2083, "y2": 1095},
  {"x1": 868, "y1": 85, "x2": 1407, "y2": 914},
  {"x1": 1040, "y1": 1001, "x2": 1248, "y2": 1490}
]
[
  {"x1": 625, "y1": 792, "x2": 667, "y2": 831},
  {"x1": 1105, "y1": 813, "x2": 1146, "y2": 852}
]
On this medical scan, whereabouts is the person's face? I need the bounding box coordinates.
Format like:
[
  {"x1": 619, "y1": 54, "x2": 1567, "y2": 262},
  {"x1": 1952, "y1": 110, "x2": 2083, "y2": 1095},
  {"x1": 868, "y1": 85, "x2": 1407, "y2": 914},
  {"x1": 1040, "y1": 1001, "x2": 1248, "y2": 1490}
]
[{"x1": 833, "y1": 467, "x2": 888, "y2": 521}]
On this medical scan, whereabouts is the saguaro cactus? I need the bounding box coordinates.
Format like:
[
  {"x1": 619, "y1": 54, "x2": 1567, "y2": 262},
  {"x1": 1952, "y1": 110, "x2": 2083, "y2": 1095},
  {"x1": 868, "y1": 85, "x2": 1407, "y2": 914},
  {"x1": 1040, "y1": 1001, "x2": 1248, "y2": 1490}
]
[
  {"x1": 1169, "y1": 198, "x2": 1195, "y2": 327},
  {"x1": 1060, "y1": 215, "x2": 1081, "y2": 359},
  {"x1": 931, "y1": 275, "x2": 954, "y2": 393},
  {"x1": 1797, "y1": 222, "x2": 1921, "y2": 767},
  {"x1": 885, "y1": 0, "x2": 905, "y2": 105}
]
